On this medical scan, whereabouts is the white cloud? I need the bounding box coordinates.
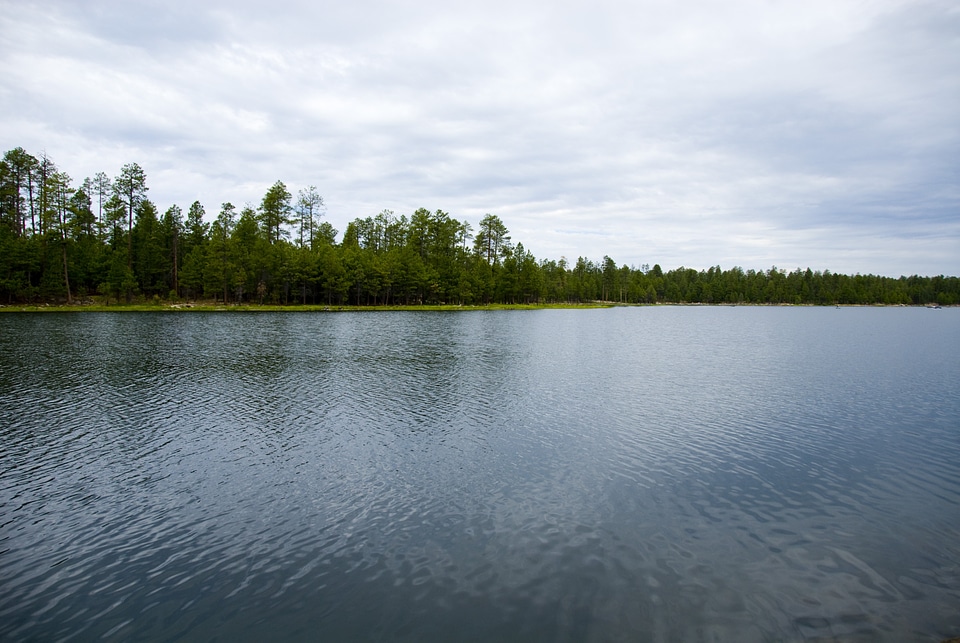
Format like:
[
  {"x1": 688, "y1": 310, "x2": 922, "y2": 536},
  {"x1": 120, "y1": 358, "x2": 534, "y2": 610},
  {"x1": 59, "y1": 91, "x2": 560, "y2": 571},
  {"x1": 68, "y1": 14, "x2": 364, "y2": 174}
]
[{"x1": 1, "y1": 0, "x2": 957, "y2": 276}]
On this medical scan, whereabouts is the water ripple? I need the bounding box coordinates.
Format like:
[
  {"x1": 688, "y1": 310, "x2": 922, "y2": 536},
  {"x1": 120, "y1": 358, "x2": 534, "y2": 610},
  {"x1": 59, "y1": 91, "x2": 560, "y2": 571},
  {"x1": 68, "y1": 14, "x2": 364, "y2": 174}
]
[{"x1": 0, "y1": 309, "x2": 958, "y2": 641}]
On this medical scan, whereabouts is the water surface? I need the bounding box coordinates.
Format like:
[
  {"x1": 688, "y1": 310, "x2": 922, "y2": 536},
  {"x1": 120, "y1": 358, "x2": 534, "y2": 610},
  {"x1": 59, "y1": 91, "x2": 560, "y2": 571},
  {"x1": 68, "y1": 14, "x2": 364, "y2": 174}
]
[{"x1": 1, "y1": 307, "x2": 958, "y2": 641}]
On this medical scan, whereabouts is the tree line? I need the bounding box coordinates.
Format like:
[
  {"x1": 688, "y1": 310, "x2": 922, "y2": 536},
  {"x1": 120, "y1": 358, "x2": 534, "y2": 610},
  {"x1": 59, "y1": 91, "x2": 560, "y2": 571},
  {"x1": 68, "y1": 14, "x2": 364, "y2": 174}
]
[{"x1": 1, "y1": 146, "x2": 957, "y2": 306}]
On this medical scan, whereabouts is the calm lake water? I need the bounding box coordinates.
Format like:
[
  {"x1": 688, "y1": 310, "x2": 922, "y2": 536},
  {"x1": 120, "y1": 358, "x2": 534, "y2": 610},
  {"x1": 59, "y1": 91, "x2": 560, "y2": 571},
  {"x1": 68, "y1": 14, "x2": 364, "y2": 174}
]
[{"x1": 1, "y1": 307, "x2": 958, "y2": 642}]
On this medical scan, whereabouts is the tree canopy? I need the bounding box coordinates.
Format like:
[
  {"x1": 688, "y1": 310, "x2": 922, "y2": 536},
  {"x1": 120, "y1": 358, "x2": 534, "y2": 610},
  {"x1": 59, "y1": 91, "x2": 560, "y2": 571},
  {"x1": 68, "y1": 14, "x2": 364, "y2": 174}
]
[{"x1": 1, "y1": 146, "x2": 956, "y2": 306}]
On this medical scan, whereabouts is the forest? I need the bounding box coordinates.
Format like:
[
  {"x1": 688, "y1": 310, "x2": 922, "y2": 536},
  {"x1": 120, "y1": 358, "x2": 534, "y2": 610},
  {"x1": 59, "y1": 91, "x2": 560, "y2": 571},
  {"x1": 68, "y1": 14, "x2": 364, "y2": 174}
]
[{"x1": 1, "y1": 146, "x2": 957, "y2": 307}]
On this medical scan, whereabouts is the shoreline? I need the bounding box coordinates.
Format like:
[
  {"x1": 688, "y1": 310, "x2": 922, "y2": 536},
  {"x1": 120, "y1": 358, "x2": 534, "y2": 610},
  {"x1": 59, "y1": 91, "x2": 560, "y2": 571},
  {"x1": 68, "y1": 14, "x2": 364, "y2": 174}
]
[
  {"x1": 0, "y1": 302, "x2": 612, "y2": 313},
  {"x1": 0, "y1": 301, "x2": 949, "y2": 313}
]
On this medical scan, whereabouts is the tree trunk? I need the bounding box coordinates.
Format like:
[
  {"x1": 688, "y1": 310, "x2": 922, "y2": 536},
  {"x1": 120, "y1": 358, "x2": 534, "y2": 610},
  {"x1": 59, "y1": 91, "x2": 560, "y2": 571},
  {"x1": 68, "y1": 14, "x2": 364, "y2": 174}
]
[
  {"x1": 61, "y1": 241, "x2": 72, "y2": 304},
  {"x1": 127, "y1": 202, "x2": 133, "y2": 270},
  {"x1": 172, "y1": 229, "x2": 179, "y2": 297}
]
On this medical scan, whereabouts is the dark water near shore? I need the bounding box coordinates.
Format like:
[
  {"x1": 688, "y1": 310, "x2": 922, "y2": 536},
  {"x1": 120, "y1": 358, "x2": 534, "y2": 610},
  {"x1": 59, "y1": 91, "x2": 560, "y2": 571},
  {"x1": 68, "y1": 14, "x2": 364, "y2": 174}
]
[{"x1": 1, "y1": 307, "x2": 958, "y2": 642}]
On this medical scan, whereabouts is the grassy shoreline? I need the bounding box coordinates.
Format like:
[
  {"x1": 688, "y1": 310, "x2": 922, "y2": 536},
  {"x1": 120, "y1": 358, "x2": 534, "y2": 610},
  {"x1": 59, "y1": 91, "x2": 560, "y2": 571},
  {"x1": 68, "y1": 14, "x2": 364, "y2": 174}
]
[
  {"x1": 0, "y1": 301, "x2": 944, "y2": 313},
  {"x1": 0, "y1": 301, "x2": 615, "y2": 313}
]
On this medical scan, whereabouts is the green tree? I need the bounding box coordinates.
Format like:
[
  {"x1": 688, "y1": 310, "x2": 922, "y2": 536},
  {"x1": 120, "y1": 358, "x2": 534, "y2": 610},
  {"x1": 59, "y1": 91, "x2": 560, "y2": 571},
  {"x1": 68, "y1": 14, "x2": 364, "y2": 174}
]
[
  {"x1": 46, "y1": 170, "x2": 75, "y2": 301},
  {"x1": 205, "y1": 203, "x2": 236, "y2": 303},
  {"x1": 132, "y1": 200, "x2": 166, "y2": 297},
  {"x1": 260, "y1": 180, "x2": 292, "y2": 244},
  {"x1": 474, "y1": 213, "x2": 510, "y2": 265},
  {"x1": 161, "y1": 205, "x2": 183, "y2": 297},
  {"x1": 113, "y1": 162, "x2": 148, "y2": 268},
  {"x1": 317, "y1": 242, "x2": 346, "y2": 305},
  {"x1": 514, "y1": 243, "x2": 542, "y2": 303},
  {"x1": 91, "y1": 171, "x2": 111, "y2": 238},
  {"x1": 600, "y1": 256, "x2": 618, "y2": 301},
  {"x1": 35, "y1": 152, "x2": 58, "y2": 237},
  {"x1": 68, "y1": 186, "x2": 100, "y2": 296},
  {"x1": 2, "y1": 147, "x2": 38, "y2": 236},
  {"x1": 315, "y1": 221, "x2": 338, "y2": 246},
  {"x1": 230, "y1": 206, "x2": 265, "y2": 302},
  {"x1": 177, "y1": 201, "x2": 208, "y2": 299},
  {"x1": 295, "y1": 185, "x2": 324, "y2": 248},
  {"x1": 184, "y1": 201, "x2": 208, "y2": 252}
]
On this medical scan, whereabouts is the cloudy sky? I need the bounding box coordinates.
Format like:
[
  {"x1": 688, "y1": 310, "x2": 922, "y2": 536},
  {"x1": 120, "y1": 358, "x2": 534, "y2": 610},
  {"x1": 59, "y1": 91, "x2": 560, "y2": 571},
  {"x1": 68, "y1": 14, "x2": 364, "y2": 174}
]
[{"x1": 1, "y1": 0, "x2": 957, "y2": 276}]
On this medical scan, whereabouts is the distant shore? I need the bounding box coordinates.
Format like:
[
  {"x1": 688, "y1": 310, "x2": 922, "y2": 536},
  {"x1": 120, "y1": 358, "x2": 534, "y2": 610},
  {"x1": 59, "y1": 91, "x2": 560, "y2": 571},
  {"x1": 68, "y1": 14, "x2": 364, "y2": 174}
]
[
  {"x1": 0, "y1": 301, "x2": 950, "y2": 313},
  {"x1": 0, "y1": 301, "x2": 610, "y2": 313}
]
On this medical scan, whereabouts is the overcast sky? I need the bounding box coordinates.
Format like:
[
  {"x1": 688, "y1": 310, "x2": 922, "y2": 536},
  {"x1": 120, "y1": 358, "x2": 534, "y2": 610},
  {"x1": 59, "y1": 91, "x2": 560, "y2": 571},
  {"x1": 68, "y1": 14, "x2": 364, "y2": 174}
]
[{"x1": 2, "y1": 0, "x2": 957, "y2": 276}]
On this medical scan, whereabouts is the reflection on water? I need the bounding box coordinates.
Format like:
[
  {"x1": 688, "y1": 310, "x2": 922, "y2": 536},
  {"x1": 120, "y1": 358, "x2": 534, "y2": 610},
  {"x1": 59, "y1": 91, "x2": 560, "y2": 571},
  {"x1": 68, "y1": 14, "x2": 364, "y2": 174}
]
[{"x1": 1, "y1": 308, "x2": 958, "y2": 641}]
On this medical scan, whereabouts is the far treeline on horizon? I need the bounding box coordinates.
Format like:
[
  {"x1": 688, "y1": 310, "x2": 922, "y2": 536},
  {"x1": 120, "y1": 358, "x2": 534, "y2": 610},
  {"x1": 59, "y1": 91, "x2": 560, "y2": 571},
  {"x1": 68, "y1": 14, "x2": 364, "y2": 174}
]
[{"x1": 1, "y1": 146, "x2": 957, "y2": 308}]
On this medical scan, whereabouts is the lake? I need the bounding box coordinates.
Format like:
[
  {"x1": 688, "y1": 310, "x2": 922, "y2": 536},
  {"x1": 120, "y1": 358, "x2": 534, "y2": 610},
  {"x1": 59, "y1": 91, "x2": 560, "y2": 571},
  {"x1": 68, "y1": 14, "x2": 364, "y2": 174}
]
[{"x1": 1, "y1": 307, "x2": 958, "y2": 641}]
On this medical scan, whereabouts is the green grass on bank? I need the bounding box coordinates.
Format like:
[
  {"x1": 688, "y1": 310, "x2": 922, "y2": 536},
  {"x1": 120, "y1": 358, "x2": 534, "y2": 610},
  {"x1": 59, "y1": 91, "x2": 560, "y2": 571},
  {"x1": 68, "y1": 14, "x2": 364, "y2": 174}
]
[
  {"x1": 2, "y1": 301, "x2": 942, "y2": 312},
  {"x1": 0, "y1": 300, "x2": 615, "y2": 313}
]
